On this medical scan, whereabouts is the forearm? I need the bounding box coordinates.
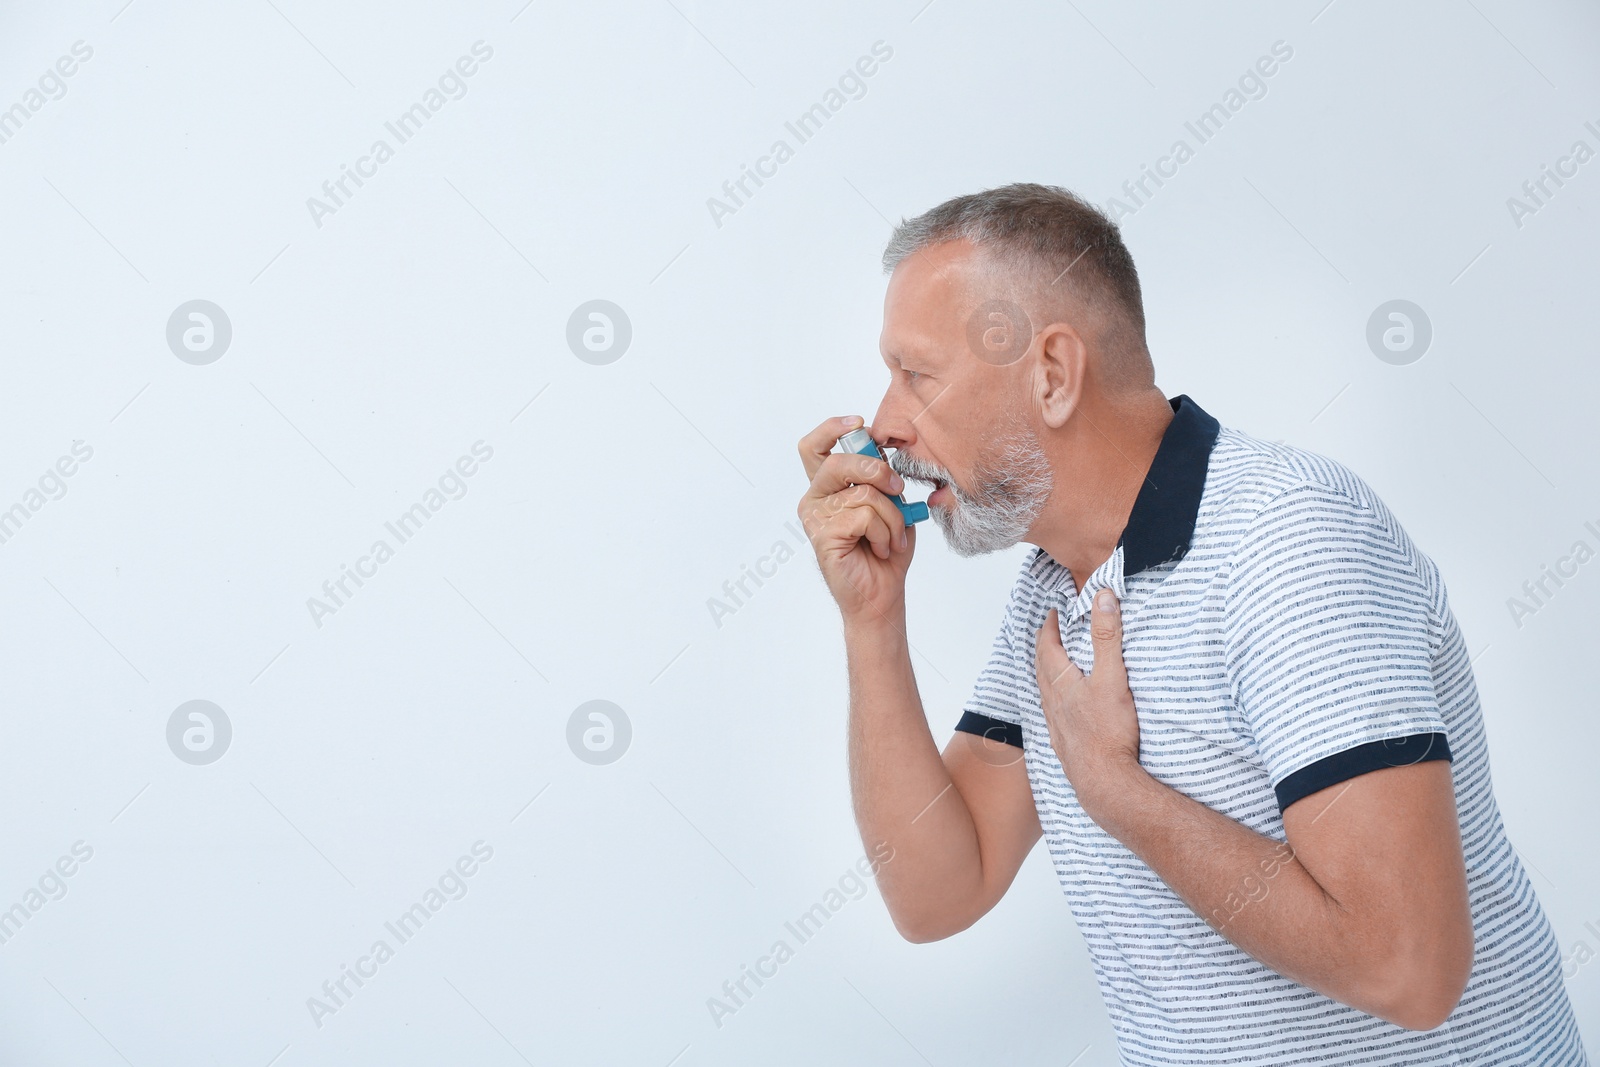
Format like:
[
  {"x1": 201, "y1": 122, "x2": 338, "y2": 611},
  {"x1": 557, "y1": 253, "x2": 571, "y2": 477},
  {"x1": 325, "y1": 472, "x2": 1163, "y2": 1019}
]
[
  {"x1": 1087, "y1": 767, "x2": 1433, "y2": 1026},
  {"x1": 844, "y1": 613, "x2": 986, "y2": 939}
]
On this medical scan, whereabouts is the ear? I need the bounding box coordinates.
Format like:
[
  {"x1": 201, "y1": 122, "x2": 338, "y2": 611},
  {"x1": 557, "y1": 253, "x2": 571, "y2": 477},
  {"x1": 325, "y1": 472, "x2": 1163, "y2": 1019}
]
[{"x1": 1032, "y1": 322, "x2": 1088, "y2": 429}]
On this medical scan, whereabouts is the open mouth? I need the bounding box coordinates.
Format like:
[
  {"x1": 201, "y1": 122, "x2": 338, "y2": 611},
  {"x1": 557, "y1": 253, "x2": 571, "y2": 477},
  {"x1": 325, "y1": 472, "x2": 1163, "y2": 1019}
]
[{"x1": 890, "y1": 452, "x2": 952, "y2": 504}]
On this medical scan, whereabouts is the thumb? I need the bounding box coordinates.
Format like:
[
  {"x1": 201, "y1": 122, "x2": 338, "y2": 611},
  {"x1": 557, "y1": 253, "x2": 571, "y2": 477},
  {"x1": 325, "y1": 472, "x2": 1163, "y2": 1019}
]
[
  {"x1": 1089, "y1": 589, "x2": 1126, "y2": 687},
  {"x1": 1035, "y1": 608, "x2": 1080, "y2": 691}
]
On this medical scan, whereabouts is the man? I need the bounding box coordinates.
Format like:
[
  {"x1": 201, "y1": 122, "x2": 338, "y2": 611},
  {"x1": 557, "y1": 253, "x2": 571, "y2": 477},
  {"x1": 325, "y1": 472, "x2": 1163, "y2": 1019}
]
[{"x1": 795, "y1": 184, "x2": 1585, "y2": 1065}]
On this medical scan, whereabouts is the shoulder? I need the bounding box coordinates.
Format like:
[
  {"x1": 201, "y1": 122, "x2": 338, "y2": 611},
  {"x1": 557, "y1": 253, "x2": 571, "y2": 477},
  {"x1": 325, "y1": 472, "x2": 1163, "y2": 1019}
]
[
  {"x1": 1207, "y1": 427, "x2": 1375, "y2": 515},
  {"x1": 1204, "y1": 428, "x2": 1440, "y2": 600},
  {"x1": 1205, "y1": 428, "x2": 1418, "y2": 552}
]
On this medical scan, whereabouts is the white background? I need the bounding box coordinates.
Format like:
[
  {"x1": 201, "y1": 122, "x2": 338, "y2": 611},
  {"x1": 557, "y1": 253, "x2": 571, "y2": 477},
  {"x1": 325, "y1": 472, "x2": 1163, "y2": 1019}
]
[{"x1": 1, "y1": 1, "x2": 1596, "y2": 1064}]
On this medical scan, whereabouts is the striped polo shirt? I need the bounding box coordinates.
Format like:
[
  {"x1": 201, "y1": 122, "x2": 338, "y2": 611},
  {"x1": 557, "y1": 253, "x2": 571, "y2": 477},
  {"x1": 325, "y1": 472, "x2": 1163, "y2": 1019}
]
[{"x1": 956, "y1": 395, "x2": 1586, "y2": 1066}]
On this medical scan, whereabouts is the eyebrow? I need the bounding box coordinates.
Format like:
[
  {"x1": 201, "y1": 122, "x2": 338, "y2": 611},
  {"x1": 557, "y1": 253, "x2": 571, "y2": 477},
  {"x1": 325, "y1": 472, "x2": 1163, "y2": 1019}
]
[{"x1": 882, "y1": 341, "x2": 927, "y2": 366}]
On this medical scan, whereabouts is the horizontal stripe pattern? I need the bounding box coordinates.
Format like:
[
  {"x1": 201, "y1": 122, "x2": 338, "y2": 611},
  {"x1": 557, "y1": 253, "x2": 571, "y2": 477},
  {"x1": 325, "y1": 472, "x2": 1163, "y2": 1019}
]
[{"x1": 955, "y1": 425, "x2": 1585, "y2": 1066}]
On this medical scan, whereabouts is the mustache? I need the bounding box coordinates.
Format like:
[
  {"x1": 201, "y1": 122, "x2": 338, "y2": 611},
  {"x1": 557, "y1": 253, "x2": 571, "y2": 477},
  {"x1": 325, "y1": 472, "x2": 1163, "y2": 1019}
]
[
  {"x1": 888, "y1": 450, "x2": 950, "y2": 488},
  {"x1": 884, "y1": 425, "x2": 1053, "y2": 558}
]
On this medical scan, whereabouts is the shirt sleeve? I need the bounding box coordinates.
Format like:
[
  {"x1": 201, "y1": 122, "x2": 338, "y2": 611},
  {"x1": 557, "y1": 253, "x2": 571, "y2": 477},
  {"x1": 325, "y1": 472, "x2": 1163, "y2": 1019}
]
[
  {"x1": 1223, "y1": 480, "x2": 1452, "y2": 813},
  {"x1": 952, "y1": 557, "x2": 1042, "y2": 750}
]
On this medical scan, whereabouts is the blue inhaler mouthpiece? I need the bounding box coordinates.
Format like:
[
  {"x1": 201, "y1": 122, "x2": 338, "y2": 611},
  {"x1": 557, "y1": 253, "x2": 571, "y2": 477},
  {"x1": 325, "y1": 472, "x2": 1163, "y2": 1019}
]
[{"x1": 836, "y1": 427, "x2": 930, "y2": 526}]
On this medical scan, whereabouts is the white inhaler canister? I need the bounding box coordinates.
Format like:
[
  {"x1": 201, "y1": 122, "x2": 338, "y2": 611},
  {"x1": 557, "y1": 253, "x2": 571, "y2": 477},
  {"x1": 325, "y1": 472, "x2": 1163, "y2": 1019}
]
[{"x1": 835, "y1": 428, "x2": 929, "y2": 526}]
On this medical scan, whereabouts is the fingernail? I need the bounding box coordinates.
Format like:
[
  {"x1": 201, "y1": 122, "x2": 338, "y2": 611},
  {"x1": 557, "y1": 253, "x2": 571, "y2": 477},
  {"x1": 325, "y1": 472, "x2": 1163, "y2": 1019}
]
[
  {"x1": 1096, "y1": 590, "x2": 1118, "y2": 613},
  {"x1": 889, "y1": 475, "x2": 904, "y2": 491},
  {"x1": 839, "y1": 415, "x2": 861, "y2": 427}
]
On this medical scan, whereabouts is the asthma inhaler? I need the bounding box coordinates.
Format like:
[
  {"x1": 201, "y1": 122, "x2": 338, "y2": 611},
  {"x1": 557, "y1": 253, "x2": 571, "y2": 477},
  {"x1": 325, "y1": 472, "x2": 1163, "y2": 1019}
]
[{"x1": 836, "y1": 428, "x2": 930, "y2": 526}]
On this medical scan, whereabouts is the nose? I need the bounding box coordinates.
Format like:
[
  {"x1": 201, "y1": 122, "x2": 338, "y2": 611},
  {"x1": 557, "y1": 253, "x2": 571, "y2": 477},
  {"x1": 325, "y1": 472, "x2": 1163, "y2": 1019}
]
[{"x1": 871, "y1": 387, "x2": 920, "y2": 453}]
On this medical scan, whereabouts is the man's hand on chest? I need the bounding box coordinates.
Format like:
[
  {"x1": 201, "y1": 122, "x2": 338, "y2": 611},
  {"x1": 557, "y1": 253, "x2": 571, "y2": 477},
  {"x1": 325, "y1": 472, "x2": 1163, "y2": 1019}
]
[{"x1": 1035, "y1": 589, "x2": 1149, "y2": 820}]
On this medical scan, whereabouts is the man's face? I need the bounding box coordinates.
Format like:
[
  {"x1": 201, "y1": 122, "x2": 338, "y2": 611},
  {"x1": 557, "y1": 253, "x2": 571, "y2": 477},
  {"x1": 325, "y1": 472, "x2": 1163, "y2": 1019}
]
[{"x1": 872, "y1": 241, "x2": 1054, "y2": 557}]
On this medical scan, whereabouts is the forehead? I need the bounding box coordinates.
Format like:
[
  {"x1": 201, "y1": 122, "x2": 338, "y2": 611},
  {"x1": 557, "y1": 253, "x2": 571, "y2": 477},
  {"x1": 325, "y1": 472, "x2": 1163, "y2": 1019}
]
[{"x1": 880, "y1": 239, "x2": 984, "y2": 359}]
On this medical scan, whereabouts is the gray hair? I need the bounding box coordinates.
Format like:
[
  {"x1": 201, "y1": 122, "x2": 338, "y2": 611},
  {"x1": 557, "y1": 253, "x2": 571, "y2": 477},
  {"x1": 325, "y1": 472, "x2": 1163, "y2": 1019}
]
[{"x1": 881, "y1": 182, "x2": 1146, "y2": 346}]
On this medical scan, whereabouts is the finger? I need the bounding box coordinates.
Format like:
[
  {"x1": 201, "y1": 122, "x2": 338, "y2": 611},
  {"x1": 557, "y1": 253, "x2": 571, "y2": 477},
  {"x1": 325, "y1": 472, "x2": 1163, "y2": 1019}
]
[
  {"x1": 851, "y1": 498, "x2": 896, "y2": 560},
  {"x1": 829, "y1": 484, "x2": 908, "y2": 554},
  {"x1": 800, "y1": 456, "x2": 911, "y2": 552},
  {"x1": 1089, "y1": 589, "x2": 1127, "y2": 688},
  {"x1": 801, "y1": 483, "x2": 896, "y2": 548},
  {"x1": 797, "y1": 415, "x2": 865, "y2": 480},
  {"x1": 821, "y1": 497, "x2": 896, "y2": 560},
  {"x1": 804, "y1": 451, "x2": 905, "y2": 502},
  {"x1": 1034, "y1": 608, "x2": 1081, "y2": 691}
]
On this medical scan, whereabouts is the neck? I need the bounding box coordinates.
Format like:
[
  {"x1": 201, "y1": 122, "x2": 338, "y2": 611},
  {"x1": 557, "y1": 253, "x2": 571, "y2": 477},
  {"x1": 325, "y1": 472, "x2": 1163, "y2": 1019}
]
[{"x1": 1028, "y1": 387, "x2": 1174, "y2": 587}]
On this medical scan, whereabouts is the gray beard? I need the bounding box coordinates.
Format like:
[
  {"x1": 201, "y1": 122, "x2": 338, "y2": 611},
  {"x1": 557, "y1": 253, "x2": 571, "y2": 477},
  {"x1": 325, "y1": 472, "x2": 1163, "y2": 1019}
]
[{"x1": 890, "y1": 424, "x2": 1053, "y2": 557}]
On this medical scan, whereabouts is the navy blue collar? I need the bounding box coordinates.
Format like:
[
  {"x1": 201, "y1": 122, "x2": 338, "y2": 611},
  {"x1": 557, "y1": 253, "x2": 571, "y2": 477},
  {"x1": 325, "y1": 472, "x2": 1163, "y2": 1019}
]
[{"x1": 1118, "y1": 394, "x2": 1221, "y2": 577}]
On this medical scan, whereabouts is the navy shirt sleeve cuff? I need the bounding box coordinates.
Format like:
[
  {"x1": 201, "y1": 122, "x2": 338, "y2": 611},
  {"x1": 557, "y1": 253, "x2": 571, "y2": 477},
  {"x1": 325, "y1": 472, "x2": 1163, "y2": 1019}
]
[
  {"x1": 954, "y1": 711, "x2": 1024, "y2": 749},
  {"x1": 1275, "y1": 732, "x2": 1451, "y2": 813}
]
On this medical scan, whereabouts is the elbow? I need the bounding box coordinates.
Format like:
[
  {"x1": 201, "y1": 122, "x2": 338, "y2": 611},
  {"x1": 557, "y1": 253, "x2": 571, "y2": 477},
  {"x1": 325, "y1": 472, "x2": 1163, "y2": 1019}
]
[
  {"x1": 894, "y1": 921, "x2": 948, "y2": 945},
  {"x1": 885, "y1": 900, "x2": 982, "y2": 945},
  {"x1": 889, "y1": 910, "x2": 967, "y2": 944},
  {"x1": 1382, "y1": 988, "x2": 1463, "y2": 1032},
  {"x1": 1365, "y1": 932, "x2": 1474, "y2": 1031},
  {"x1": 1384, "y1": 990, "x2": 1465, "y2": 1032}
]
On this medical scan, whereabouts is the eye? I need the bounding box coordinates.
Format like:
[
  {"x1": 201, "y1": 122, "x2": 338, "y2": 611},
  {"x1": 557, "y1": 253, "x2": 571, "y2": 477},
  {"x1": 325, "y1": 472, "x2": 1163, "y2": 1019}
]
[{"x1": 907, "y1": 369, "x2": 921, "y2": 381}]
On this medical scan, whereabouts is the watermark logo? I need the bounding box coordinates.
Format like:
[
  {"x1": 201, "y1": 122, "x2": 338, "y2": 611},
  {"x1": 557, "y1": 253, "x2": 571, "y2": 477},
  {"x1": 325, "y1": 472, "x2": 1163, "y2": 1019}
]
[
  {"x1": 307, "y1": 441, "x2": 494, "y2": 629},
  {"x1": 959, "y1": 720, "x2": 1026, "y2": 769},
  {"x1": 0, "y1": 440, "x2": 94, "y2": 548},
  {"x1": 166, "y1": 700, "x2": 231, "y2": 765},
  {"x1": 705, "y1": 842, "x2": 894, "y2": 1029},
  {"x1": 566, "y1": 300, "x2": 632, "y2": 365},
  {"x1": 1507, "y1": 519, "x2": 1600, "y2": 629},
  {"x1": 1366, "y1": 299, "x2": 1431, "y2": 365},
  {"x1": 567, "y1": 700, "x2": 631, "y2": 765},
  {"x1": 306, "y1": 841, "x2": 494, "y2": 1028},
  {"x1": 705, "y1": 41, "x2": 894, "y2": 230},
  {"x1": 1562, "y1": 918, "x2": 1600, "y2": 980},
  {"x1": 707, "y1": 519, "x2": 807, "y2": 628},
  {"x1": 1105, "y1": 40, "x2": 1293, "y2": 221},
  {"x1": 965, "y1": 299, "x2": 1033, "y2": 366},
  {"x1": 1209, "y1": 841, "x2": 1295, "y2": 936},
  {"x1": 166, "y1": 300, "x2": 232, "y2": 365},
  {"x1": 1507, "y1": 120, "x2": 1599, "y2": 230},
  {"x1": 305, "y1": 42, "x2": 494, "y2": 229},
  {"x1": 0, "y1": 40, "x2": 94, "y2": 148},
  {"x1": 0, "y1": 841, "x2": 94, "y2": 948},
  {"x1": 1373, "y1": 732, "x2": 1445, "y2": 766}
]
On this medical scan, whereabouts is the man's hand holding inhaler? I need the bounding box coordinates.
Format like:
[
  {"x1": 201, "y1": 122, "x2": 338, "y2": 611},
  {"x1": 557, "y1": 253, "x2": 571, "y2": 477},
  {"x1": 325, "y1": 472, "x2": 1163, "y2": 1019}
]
[{"x1": 795, "y1": 415, "x2": 925, "y2": 625}]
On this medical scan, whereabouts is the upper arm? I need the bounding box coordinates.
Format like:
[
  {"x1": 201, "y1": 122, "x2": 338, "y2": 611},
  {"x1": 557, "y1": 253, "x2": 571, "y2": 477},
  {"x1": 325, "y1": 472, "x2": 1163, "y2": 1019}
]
[
  {"x1": 943, "y1": 728, "x2": 1041, "y2": 920},
  {"x1": 1224, "y1": 480, "x2": 1451, "y2": 807},
  {"x1": 1224, "y1": 479, "x2": 1472, "y2": 1023},
  {"x1": 1282, "y1": 759, "x2": 1473, "y2": 1027}
]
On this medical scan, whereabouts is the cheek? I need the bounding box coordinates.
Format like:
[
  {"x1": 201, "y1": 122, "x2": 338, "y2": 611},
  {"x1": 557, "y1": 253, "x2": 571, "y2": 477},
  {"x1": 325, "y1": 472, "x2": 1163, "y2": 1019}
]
[{"x1": 876, "y1": 379, "x2": 932, "y2": 429}]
